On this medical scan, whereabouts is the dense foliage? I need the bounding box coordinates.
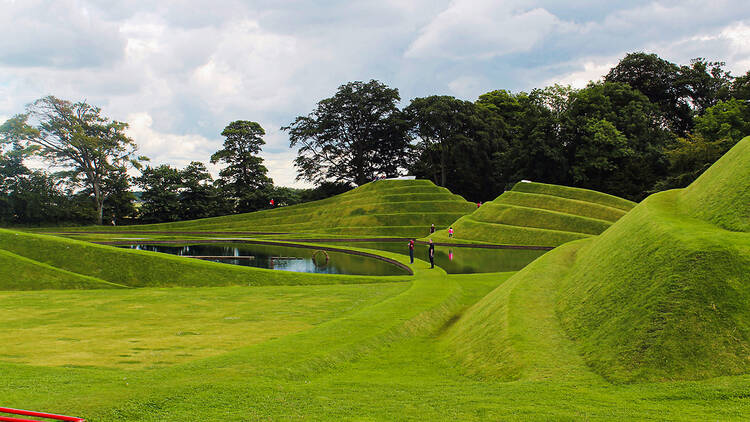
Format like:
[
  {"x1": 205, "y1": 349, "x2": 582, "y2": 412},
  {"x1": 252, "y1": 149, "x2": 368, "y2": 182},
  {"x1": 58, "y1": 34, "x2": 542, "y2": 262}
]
[{"x1": 283, "y1": 80, "x2": 409, "y2": 185}]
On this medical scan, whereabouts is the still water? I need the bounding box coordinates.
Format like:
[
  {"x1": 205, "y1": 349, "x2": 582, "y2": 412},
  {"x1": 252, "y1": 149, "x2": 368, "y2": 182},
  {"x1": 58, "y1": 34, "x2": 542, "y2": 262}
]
[
  {"x1": 120, "y1": 243, "x2": 408, "y2": 276},
  {"x1": 337, "y1": 241, "x2": 548, "y2": 274}
]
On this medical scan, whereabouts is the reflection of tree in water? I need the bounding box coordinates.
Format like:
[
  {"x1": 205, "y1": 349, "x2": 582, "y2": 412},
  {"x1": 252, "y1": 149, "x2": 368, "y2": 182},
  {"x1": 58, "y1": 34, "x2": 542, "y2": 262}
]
[{"x1": 121, "y1": 243, "x2": 406, "y2": 275}]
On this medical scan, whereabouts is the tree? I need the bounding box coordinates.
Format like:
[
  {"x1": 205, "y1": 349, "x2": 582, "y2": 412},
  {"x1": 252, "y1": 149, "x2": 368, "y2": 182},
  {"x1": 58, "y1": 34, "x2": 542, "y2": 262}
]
[
  {"x1": 0, "y1": 96, "x2": 144, "y2": 224},
  {"x1": 283, "y1": 80, "x2": 409, "y2": 186},
  {"x1": 406, "y1": 96, "x2": 485, "y2": 188},
  {"x1": 562, "y1": 82, "x2": 671, "y2": 199},
  {"x1": 136, "y1": 165, "x2": 182, "y2": 223},
  {"x1": 571, "y1": 119, "x2": 632, "y2": 192},
  {"x1": 605, "y1": 52, "x2": 692, "y2": 134},
  {"x1": 211, "y1": 120, "x2": 273, "y2": 213},
  {"x1": 179, "y1": 161, "x2": 226, "y2": 220},
  {"x1": 479, "y1": 89, "x2": 567, "y2": 192},
  {"x1": 680, "y1": 58, "x2": 733, "y2": 115},
  {"x1": 298, "y1": 181, "x2": 353, "y2": 202},
  {"x1": 653, "y1": 98, "x2": 750, "y2": 191},
  {"x1": 731, "y1": 70, "x2": 750, "y2": 100}
]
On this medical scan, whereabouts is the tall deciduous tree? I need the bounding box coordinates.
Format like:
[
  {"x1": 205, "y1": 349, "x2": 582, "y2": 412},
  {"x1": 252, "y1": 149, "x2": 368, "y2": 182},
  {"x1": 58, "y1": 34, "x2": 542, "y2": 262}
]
[
  {"x1": 211, "y1": 120, "x2": 273, "y2": 213},
  {"x1": 605, "y1": 52, "x2": 692, "y2": 135},
  {"x1": 0, "y1": 96, "x2": 144, "y2": 224},
  {"x1": 283, "y1": 80, "x2": 408, "y2": 186}
]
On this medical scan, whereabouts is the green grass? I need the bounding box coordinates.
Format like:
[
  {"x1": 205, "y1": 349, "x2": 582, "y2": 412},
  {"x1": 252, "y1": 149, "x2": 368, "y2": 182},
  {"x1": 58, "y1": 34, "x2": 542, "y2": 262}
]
[
  {"x1": 54, "y1": 179, "x2": 474, "y2": 238},
  {"x1": 0, "y1": 283, "x2": 409, "y2": 369},
  {"x1": 431, "y1": 181, "x2": 635, "y2": 246},
  {"x1": 0, "y1": 248, "x2": 125, "y2": 290},
  {"x1": 678, "y1": 135, "x2": 750, "y2": 232},
  {"x1": 3, "y1": 267, "x2": 750, "y2": 420},
  {"x1": 512, "y1": 181, "x2": 636, "y2": 211},
  {"x1": 553, "y1": 138, "x2": 750, "y2": 383},
  {"x1": 557, "y1": 190, "x2": 750, "y2": 382}
]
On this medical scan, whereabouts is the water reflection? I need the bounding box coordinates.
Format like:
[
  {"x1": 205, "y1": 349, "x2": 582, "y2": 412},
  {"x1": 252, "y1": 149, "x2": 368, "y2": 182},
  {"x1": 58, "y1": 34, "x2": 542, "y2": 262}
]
[
  {"x1": 120, "y1": 243, "x2": 408, "y2": 276},
  {"x1": 337, "y1": 241, "x2": 547, "y2": 274}
]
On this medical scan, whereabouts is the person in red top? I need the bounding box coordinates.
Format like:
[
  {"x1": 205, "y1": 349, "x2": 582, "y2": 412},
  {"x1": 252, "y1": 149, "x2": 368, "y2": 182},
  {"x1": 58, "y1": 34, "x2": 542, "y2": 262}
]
[{"x1": 408, "y1": 239, "x2": 415, "y2": 263}]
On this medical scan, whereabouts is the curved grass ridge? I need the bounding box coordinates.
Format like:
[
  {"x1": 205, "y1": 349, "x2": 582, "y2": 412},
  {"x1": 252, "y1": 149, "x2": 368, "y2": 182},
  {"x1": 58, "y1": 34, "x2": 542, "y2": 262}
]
[
  {"x1": 0, "y1": 248, "x2": 126, "y2": 290},
  {"x1": 432, "y1": 181, "x2": 635, "y2": 246},
  {"x1": 449, "y1": 137, "x2": 750, "y2": 383},
  {"x1": 678, "y1": 135, "x2": 750, "y2": 232},
  {"x1": 556, "y1": 136, "x2": 750, "y2": 382},
  {"x1": 512, "y1": 181, "x2": 636, "y2": 211},
  {"x1": 446, "y1": 240, "x2": 595, "y2": 382},
  {"x1": 557, "y1": 190, "x2": 750, "y2": 382},
  {"x1": 69, "y1": 179, "x2": 475, "y2": 238},
  {"x1": 0, "y1": 228, "x2": 411, "y2": 290}
]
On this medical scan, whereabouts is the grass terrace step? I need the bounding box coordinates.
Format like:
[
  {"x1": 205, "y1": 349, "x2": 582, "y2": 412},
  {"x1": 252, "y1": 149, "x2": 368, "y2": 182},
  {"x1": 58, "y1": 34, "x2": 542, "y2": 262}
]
[
  {"x1": 512, "y1": 181, "x2": 636, "y2": 211},
  {"x1": 497, "y1": 191, "x2": 628, "y2": 222},
  {"x1": 56, "y1": 179, "x2": 475, "y2": 237},
  {"x1": 431, "y1": 182, "x2": 634, "y2": 247}
]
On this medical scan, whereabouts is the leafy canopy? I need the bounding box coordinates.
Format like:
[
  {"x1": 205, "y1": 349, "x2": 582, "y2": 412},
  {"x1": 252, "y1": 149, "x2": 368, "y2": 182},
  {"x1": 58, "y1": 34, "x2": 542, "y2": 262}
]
[{"x1": 284, "y1": 79, "x2": 408, "y2": 186}]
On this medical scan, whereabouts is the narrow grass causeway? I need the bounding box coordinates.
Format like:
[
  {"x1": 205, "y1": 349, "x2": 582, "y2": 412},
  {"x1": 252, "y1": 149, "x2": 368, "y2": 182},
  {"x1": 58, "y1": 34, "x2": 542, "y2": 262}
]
[{"x1": 431, "y1": 181, "x2": 636, "y2": 246}]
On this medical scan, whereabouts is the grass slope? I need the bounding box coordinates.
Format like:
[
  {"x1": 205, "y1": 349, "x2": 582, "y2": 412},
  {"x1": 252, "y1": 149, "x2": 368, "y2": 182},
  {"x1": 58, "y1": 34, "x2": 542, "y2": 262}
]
[
  {"x1": 557, "y1": 136, "x2": 750, "y2": 382},
  {"x1": 0, "y1": 228, "x2": 410, "y2": 289},
  {"x1": 432, "y1": 181, "x2": 635, "y2": 246},
  {"x1": 70, "y1": 179, "x2": 474, "y2": 238},
  {"x1": 0, "y1": 248, "x2": 124, "y2": 290},
  {"x1": 450, "y1": 137, "x2": 749, "y2": 384}
]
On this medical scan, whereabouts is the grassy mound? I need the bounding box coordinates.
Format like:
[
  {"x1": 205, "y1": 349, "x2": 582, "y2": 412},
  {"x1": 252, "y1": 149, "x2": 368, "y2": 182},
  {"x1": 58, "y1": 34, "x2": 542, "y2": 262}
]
[
  {"x1": 678, "y1": 136, "x2": 750, "y2": 232},
  {"x1": 0, "y1": 248, "x2": 124, "y2": 290},
  {"x1": 557, "y1": 136, "x2": 750, "y2": 382},
  {"x1": 432, "y1": 181, "x2": 635, "y2": 246},
  {"x1": 0, "y1": 228, "x2": 410, "y2": 289},
  {"x1": 79, "y1": 179, "x2": 474, "y2": 238},
  {"x1": 450, "y1": 137, "x2": 750, "y2": 383}
]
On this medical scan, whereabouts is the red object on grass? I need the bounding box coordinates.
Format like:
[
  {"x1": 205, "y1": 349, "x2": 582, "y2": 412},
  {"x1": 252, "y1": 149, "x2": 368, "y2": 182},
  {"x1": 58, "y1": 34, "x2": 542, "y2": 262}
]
[{"x1": 0, "y1": 407, "x2": 85, "y2": 422}]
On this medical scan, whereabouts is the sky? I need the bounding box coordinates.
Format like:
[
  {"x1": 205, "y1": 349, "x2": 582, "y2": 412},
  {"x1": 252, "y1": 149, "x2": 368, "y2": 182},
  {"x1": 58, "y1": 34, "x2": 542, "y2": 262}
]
[{"x1": 1, "y1": 0, "x2": 749, "y2": 187}]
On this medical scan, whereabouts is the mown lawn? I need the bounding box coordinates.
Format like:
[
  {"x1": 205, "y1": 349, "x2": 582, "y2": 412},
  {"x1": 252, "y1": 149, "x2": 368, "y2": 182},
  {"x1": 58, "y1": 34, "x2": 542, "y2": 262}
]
[
  {"x1": 2, "y1": 271, "x2": 750, "y2": 421},
  {"x1": 0, "y1": 283, "x2": 409, "y2": 370}
]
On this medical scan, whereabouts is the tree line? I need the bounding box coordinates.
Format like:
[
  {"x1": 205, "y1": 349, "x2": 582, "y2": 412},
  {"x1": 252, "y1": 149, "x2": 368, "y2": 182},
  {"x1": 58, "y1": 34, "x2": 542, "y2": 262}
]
[{"x1": 2, "y1": 52, "x2": 749, "y2": 225}]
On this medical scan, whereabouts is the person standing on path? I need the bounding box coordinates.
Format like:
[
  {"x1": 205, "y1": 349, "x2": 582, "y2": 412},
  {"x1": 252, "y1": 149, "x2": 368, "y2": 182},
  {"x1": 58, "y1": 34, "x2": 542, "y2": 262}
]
[
  {"x1": 448, "y1": 227, "x2": 453, "y2": 238},
  {"x1": 428, "y1": 239, "x2": 435, "y2": 269},
  {"x1": 430, "y1": 223, "x2": 435, "y2": 234},
  {"x1": 408, "y1": 239, "x2": 415, "y2": 264}
]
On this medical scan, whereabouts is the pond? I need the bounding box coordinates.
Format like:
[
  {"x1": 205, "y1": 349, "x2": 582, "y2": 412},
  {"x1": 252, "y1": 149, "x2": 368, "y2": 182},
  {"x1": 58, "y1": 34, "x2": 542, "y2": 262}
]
[
  {"x1": 336, "y1": 241, "x2": 548, "y2": 274},
  {"x1": 119, "y1": 243, "x2": 409, "y2": 276}
]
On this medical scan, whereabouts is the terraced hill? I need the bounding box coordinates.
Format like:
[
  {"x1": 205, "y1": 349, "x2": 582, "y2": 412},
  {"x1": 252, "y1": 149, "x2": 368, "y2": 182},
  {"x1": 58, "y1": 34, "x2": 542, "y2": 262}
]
[
  {"x1": 94, "y1": 179, "x2": 474, "y2": 237},
  {"x1": 431, "y1": 181, "x2": 636, "y2": 246},
  {"x1": 448, "y1": 136, "x2": 750, "y2": 383}
]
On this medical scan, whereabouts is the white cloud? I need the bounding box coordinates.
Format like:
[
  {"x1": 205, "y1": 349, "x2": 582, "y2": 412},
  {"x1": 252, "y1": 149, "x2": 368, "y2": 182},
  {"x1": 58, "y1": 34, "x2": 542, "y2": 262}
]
[
  {"x1": 405, "y1": 0, "x2": 563, "y2": 59},
  {"x1": 125, "y1": 112, "x2": 220, "y2": 167},
  {"x1": 543, "y1": 59, "x2": 615, "y2": 88},
  {"x1": 448, "y1": 75, "x2": 483, "y2": 98}
]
